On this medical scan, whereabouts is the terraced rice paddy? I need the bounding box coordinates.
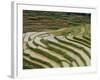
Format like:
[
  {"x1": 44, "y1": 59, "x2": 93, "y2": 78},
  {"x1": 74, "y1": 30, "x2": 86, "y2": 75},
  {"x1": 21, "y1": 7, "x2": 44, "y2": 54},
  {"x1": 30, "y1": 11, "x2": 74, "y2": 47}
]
[{"x1": 23, "y1": 10, "x2": 91, "y2": 69}]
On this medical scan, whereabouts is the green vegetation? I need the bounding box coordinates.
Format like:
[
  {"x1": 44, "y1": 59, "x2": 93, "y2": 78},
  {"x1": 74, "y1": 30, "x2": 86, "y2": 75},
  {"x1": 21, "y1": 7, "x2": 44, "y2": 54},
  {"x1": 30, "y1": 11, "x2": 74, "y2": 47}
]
[
  {"x1": 23, "y1": 10, "x2": 91, "y2": 69},
  {"x1": 23, "y1": 10, "x2": 90, "y2": 33}
]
